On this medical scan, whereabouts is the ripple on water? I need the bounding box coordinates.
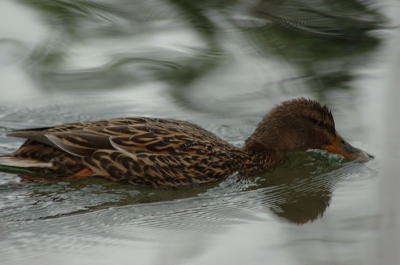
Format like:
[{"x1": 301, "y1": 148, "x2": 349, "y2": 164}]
[
  {"x1": 1, "y1": 155, "x2": 379, "y2": 224},
  {"x1": 0, "y1": 153, "x2": 379, "y2": 264},
  {"x1": 0, "y1": 98, "x2": 380, "y2": 261}
]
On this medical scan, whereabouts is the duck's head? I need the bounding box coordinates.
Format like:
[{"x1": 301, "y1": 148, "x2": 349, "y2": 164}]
[{"x1": 246, "y1": 98, "x2": 371, "y2": 161}]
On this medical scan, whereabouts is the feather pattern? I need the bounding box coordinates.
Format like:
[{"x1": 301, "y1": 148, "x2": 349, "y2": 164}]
[{"x1": 4, "y1": 118, "x2": 261, "y2": 186}]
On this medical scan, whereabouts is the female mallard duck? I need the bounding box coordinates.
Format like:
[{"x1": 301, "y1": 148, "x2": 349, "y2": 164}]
[{"x1": 0, "y1": 98, "x2": 370, "y2": 187}]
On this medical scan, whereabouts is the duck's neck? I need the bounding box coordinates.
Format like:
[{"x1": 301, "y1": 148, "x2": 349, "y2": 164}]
[{"x1": 240, "y1": 139, "x2": 287, "y2": 174}]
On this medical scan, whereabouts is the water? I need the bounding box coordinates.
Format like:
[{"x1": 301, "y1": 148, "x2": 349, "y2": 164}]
[{"x1": 0, "y1": 0, "x2": 397, "y2": 264}]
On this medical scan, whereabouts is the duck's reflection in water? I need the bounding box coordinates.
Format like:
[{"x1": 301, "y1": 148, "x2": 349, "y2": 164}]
[{"x1": 218, "y1": 152, "x2": 371, "y2": 224}]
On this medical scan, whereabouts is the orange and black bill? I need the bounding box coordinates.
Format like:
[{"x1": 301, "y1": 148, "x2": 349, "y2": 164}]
[{"x1": 325, "y1": 132, "x2": 373, "y2": 161}]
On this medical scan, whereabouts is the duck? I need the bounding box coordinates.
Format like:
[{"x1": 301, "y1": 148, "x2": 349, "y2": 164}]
[{"x1": 0, "y1": 98, "x2": 371, "y2": 187}]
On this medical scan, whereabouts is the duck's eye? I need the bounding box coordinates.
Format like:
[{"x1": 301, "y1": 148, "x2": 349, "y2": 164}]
[{"x1": 317, "y1": 120, "x2": 324, "y2": 126}]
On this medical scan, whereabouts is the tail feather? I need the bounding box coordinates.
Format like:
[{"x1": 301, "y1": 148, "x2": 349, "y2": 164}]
[
  {"x1": 0, "y1": 156, "x2": 52, "y2": 175},
  {"x1": 0, "y1": 156, "x2": 52, "y2": 168}
]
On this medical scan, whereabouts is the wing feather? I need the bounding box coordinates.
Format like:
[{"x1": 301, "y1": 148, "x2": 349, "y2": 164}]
[
  {"x1": 84, "y1": 150, "x2": 232, "y2": 187},
  {"x1": 45, "y1": 133, "x2": 114, "y2": 157}
]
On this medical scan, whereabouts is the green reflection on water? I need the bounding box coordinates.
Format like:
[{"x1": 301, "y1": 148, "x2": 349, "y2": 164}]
[{"x1": 16, "y1": 0, "x2": 385, "y2": 101}]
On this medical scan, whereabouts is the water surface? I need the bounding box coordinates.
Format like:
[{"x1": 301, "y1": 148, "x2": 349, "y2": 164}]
[{"x1": 0, "y1": 0, "x2": 396, "y2": 264}]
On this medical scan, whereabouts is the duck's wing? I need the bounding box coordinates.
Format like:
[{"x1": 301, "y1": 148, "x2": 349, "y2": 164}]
[
  {"x1": 7, "y1": 118, "x2": 233, "y2": 157},
  {"x1": 83, "y1": 150, "x2": 232, "y2": 187},
  {"x1": 6, "y1": 118, "x2": 238, "y2": 184}
]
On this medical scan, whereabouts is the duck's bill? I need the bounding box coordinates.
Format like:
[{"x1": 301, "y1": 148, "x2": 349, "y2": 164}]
[{"x1": 325, "y1": 132, "x2": 373, "y2": 161}]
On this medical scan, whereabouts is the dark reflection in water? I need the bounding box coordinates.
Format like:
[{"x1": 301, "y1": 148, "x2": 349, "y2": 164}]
[{"x1": 255, "y1": 153, "x2": 372, "y2": 224}]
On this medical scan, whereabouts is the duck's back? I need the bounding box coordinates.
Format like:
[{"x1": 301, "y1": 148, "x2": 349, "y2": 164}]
[{"x1": 4, "y1": 118, "x2": 243, "y2": 186}]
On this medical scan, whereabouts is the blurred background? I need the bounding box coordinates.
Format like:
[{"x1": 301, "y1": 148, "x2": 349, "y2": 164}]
[{"x1": 0, "y1": 0, "x2": 398, "y2": 264}]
